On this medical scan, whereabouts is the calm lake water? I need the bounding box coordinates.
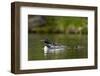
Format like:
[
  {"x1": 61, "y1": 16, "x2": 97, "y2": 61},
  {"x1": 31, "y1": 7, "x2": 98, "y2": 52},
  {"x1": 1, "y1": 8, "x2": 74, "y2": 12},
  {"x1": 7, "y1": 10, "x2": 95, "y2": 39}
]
[{"x1": 28, "y1": 33, "x2": 88, "y2": 60}]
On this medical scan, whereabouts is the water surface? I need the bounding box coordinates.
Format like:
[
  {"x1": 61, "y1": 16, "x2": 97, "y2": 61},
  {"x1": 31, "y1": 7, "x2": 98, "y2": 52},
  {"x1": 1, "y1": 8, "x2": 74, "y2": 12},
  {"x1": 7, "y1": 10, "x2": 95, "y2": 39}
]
[{"x1": 28, "y1": 33, "x2": 88, "y2": 60}]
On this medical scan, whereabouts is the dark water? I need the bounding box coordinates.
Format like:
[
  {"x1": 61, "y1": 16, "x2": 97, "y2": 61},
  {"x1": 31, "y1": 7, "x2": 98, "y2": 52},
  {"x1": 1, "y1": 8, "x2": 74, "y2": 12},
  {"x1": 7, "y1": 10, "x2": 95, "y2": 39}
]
[{"x1": 28, "y1": 33, "x2": 88, "y2": 60}]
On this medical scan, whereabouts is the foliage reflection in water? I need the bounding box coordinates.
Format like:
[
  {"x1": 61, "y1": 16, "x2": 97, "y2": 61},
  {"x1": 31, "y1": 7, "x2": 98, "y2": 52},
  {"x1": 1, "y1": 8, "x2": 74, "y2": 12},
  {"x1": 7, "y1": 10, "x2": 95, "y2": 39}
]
[{"x1": 28, "y1": 34, "x2": 87, "y2": 60}]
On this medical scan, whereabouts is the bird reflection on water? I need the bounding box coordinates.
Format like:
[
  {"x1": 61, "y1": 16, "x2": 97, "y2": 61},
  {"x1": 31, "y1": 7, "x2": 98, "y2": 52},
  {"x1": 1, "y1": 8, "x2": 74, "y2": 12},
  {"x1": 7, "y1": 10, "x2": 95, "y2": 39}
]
[{"x1": 41, "y1": 39, "x2": 67, "y2": 59}]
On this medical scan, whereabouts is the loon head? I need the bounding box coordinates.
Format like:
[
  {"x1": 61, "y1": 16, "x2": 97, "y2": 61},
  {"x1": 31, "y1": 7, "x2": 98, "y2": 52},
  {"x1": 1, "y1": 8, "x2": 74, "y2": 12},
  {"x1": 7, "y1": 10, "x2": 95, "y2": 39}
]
[{"x1": 41, "y1": 39, "x2": 51, "y2": 44}]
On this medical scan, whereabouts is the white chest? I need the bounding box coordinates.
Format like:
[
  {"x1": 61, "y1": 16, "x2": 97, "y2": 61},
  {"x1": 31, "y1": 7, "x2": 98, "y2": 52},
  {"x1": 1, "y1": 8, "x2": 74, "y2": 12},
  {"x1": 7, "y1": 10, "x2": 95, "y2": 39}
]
[{"x1": 44, "y1": 46, "x2": 48, "y2": 54}]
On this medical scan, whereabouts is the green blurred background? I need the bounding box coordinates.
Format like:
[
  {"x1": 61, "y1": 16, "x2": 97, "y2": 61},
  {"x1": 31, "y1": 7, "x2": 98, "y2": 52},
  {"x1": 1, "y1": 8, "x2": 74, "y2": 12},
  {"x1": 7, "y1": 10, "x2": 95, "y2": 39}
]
[{"x1": 28, "y1": 15, "x2": 88, "y2": 60}]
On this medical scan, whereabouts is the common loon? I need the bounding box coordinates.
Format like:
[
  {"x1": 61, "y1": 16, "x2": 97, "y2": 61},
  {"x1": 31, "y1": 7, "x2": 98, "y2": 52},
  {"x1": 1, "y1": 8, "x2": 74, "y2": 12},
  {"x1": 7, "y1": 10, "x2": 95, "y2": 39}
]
[{"x1": 41, "y1": 39, "x2": 65, "y2": 54}]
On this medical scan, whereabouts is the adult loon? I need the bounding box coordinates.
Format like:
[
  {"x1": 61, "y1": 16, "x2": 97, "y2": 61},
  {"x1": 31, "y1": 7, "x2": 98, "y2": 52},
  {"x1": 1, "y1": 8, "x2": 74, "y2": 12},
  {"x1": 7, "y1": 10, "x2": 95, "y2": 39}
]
[{"x1": 41, "y1": 39, "x2": 65, "y2": 54}]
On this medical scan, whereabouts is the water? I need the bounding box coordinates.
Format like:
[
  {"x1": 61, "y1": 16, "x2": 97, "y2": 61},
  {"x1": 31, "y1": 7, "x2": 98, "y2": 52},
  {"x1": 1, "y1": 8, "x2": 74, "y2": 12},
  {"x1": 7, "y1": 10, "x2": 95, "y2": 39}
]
[{"x1": 28, "y1": 33, "x2": 88, "y2": 60}]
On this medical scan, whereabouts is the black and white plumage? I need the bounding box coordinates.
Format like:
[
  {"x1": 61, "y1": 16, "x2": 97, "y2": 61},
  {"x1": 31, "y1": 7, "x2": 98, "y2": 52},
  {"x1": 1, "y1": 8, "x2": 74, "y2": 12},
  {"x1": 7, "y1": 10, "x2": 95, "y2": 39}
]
[{"x1": 41, "y1": 39, "x2": 65, "y2": 54}]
